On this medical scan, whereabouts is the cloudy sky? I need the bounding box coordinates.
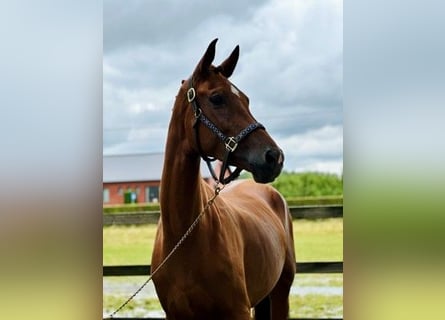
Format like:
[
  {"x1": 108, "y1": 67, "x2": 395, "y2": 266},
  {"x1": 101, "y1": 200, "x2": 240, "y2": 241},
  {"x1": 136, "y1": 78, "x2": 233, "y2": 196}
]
[{"x1": 103, "y1": 0, "x2": 343, "y2": 175}]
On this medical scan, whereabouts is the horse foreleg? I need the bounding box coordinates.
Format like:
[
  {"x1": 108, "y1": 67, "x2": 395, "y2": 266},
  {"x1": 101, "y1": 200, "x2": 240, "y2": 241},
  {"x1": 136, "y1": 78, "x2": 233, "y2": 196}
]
[
  {"x1": 269, "y1": 254, "x2": 295, "y2": 320},
  {"x1": 254, "y1": 295, "x2": 271, "y2": 320}
]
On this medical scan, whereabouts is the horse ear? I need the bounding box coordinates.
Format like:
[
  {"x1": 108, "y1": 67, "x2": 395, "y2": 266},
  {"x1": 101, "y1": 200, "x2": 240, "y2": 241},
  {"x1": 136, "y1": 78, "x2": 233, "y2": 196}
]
[
  {"x1": 194, "y1": 38, "x2": 218, "y2": 77},
  {"x1": 218, "y1": 45, "x2": 239, "y2": 78}
]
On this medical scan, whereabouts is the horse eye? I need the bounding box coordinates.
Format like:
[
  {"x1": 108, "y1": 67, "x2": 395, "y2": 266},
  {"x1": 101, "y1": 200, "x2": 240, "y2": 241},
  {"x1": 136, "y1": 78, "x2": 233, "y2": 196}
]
[{"x1": 209, "y1": 93, "x2": 224, "y2": 106}]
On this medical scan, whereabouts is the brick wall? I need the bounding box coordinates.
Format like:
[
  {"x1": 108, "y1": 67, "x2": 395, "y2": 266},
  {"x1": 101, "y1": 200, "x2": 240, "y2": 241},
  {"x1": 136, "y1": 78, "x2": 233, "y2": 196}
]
[{"x1": 103, "y1": 181, "x2": 160, "y2": 205}]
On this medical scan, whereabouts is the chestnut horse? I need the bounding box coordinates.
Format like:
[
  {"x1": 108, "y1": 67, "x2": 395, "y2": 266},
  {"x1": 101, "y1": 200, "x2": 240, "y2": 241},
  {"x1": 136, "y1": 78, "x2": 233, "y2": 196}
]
[{"x1": 152, "y1": 39, "x2": 296, "y2": 320}]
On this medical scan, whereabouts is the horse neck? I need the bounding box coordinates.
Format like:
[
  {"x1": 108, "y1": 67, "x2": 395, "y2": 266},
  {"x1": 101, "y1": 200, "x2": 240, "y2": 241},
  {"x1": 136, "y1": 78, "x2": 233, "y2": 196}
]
[{"x1": 160, "y1": 93, "x2": 206, "y2": 238}]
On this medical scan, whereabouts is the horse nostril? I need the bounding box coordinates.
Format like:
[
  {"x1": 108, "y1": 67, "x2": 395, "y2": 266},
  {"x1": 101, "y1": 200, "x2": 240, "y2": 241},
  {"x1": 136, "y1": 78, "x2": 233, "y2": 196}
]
[
  {"x1": 265, "y1": 148, "x2": 280, "y2": 165},
  {"x1": 278, "y1": 149, "x2": 284, "y2": 165}
]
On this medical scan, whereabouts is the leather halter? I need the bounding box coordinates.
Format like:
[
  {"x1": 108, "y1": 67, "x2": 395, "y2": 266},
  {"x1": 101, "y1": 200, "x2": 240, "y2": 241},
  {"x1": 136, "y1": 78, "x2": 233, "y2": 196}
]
[{"x1": 187, "y1": 77, "x2": 265, "y2": 184}]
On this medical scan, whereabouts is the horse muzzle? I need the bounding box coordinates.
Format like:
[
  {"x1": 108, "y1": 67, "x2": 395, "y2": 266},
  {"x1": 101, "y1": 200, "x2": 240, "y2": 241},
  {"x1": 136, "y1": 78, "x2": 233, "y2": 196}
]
[{"x1": 249, "y1": 147, "x2": 284, "y2": 183}]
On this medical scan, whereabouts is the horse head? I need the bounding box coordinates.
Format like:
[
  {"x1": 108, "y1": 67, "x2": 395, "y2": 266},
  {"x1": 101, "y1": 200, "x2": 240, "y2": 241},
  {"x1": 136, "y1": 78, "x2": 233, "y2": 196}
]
[{"x1": 182, "y1": 38, "x2": 284, "y2": 184}]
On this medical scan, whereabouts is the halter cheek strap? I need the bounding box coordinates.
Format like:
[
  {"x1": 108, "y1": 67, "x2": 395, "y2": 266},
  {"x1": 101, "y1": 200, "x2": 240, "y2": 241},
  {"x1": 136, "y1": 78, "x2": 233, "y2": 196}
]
[{"x1": 187, "y1": 77, "x2": 264, "y2": 185}]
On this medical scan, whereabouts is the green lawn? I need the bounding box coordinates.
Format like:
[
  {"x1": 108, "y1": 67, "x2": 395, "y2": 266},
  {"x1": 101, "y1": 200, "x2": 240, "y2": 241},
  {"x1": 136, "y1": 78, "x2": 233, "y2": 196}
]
[
  {"x1": 103, "y1": 218, "x2": 343, "y2": 318},
  {"x1": 103, "y1": 218, "x2": 343, "y2": 265},
  {"x1": 103, "y1": 225, "x2": 157, "y2": 265}
]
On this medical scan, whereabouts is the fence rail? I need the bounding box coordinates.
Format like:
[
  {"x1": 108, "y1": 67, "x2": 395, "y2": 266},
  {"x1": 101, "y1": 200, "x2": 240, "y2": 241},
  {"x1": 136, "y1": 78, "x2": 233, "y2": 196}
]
[
  {"x1": 103, "y1": 261, "x2": 342, "y2": 277},
  {"x1": 103, "y1": 205, "x2": 342, "y2": 226},
  {"x1": 107, "y1": 317, "x2": 342, "y2": 320},
  {"x1": 103, "y1": 262, "x2": 342, "y2": 320}
]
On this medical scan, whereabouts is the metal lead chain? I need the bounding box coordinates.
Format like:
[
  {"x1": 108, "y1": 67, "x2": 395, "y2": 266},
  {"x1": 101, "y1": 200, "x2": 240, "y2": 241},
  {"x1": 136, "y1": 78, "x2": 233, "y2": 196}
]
[{"x1": 104, "y1": 183, "x2": 225, "y2": 319}]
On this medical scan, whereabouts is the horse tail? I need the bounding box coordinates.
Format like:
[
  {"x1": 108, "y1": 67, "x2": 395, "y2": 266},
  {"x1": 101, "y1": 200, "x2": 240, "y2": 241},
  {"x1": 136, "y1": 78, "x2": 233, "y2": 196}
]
[{"x1": 254, "y1": 295, "x2": 271, "y2": 320}]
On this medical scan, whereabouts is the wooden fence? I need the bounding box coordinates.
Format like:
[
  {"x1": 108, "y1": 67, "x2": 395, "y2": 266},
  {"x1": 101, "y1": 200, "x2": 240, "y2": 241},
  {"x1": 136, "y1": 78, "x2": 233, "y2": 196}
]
[
  {"x1": 103, "y1": 205, "x2": 342, "y2": 226},
  {"x1": 103, "y1": 205, "x2": 343, "y2": 320}
]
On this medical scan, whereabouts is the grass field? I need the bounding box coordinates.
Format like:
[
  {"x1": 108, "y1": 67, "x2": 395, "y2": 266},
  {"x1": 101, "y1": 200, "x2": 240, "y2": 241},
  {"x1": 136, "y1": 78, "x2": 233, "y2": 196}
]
[
  {"x1": 103, "y1": 218, "x2": 343, "y2": 265},
  {"x1": 103, "y1": 218, "x2": 343, "y2": 318}
]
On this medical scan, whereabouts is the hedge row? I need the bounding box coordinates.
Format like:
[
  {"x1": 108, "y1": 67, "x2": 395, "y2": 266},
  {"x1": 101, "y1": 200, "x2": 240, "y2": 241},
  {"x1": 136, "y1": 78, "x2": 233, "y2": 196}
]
[
  {"x1": 103, "y1": 195, "x2": 342, "y2": 215},
  {"x1": 103, "y1": 202, "x2": 160, "y2": 214}
]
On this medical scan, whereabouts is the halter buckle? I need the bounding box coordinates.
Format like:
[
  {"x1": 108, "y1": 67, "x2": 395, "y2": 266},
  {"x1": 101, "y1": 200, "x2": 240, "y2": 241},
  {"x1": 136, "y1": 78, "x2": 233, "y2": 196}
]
[
  {"x1": 194, "y1": 107, "x2": 201, "y2": 118},
  {"x1": 225, "y1": 137, "x2": 238, "y2": 152},
  {"x1": 187, "y1": 87, "x2": 196, "y2": 102}
]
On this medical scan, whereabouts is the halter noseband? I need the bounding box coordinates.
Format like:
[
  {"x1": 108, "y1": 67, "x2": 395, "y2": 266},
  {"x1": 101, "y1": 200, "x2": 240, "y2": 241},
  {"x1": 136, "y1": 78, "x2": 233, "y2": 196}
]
[{"x1": 187, "y1": 77, "x2": 265, "y2": 185}]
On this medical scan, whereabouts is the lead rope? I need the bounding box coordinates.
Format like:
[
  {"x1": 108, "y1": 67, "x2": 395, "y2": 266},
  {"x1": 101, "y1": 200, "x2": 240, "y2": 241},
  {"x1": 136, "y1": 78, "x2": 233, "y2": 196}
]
[{"x1": 104, "y1": 183, "x2": 225, "y2": 319}]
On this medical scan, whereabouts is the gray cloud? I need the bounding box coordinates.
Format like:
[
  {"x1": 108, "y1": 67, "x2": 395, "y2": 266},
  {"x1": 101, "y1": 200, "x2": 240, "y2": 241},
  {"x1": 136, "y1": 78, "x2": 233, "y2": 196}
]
[
  {"x1": 104, "y1": 0, "x2": 343, "y2": 174},
  {"x1": 104, "y1": 0, "x2": 268, "y2": 52}
]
